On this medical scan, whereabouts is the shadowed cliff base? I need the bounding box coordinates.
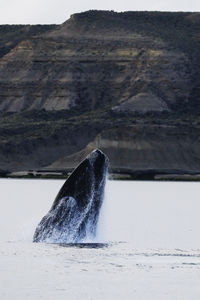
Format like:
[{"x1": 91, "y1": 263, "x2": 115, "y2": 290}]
[{"x1": 0, "y1": 10, "x2": 199, "y2": 177}]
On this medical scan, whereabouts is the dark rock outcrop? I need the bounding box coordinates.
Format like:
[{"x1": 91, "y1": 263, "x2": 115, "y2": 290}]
[{"x1": 46, "y1": 124, "x2": 200, "y2": 173}]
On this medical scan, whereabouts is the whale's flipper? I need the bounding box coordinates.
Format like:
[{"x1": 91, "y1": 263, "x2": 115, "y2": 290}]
[{"x1": 33, "y1": 149, "x2": 109, "y2": 243}]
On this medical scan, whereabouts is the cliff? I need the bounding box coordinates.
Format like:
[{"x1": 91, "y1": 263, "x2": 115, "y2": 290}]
[{"x1": 0, "y1": 11, "x2": 200, "y2": 174}]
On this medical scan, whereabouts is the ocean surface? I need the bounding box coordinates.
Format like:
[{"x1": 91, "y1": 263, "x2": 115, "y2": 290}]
[{"x1": 0, "y1": 179, "x2": 200, "y2": 299}]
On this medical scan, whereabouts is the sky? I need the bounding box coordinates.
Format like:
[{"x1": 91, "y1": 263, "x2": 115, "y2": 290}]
[{"x1": 0, "y1": 0, "x2": 199, "y2": 24}]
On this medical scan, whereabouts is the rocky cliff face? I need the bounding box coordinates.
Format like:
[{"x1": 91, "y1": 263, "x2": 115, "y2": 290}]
[
  {"x1": 0, "y1": 11, "x2": 199, "y2": 173},
  {"x1": 47, "y1": 124, "x2": 200, "y2": 174}
]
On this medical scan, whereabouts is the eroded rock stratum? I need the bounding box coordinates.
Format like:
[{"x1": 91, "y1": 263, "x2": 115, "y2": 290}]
[{"x1": 0, "y1": 11, "x2": 199, "y2": 174}]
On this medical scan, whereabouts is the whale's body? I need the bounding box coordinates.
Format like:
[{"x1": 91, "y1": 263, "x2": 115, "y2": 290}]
[{"x1": 33, "y1": 149, "x2": 108, "y2": 243}]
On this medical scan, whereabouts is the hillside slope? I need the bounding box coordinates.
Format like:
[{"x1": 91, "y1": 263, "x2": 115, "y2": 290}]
[{"x1": 0, "y1": 11, "x2": 199, "y2": 173}]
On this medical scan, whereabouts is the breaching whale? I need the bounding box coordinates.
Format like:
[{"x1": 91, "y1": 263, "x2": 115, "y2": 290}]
[{"x1": 33, "y1": 149, "x2": 109, "y2": 243}]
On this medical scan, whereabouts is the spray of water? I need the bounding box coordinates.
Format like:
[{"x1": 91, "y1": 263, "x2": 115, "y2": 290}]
[{"x1": 95, "y1": 174, "x2": 109, "y2": 243}]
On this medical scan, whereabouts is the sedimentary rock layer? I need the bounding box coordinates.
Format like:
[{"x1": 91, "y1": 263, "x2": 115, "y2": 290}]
[{"x1": 0, "y1": 11, "x2": 199, "y2": 173}]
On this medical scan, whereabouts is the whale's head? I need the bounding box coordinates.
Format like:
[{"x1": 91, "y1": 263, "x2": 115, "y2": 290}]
[
  {"x1": 53, "y1": 148, "x2": 109, "y2": 209},
  {"x1": 33, "y1": 149, "x2": 109, "y2": 243}
]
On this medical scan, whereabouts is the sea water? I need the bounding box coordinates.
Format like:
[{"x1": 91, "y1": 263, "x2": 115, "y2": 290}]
[{"x1": 0, "y1": 179, "x2": 200, "y2": 299}]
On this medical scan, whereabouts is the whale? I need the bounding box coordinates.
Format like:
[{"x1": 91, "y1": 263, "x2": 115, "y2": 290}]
[{"x1": 33, "y1": 149, "x2": 109, "y2": 243}]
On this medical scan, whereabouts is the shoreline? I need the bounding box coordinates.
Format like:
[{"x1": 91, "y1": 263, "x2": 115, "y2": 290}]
[{"x1": 1, "y1": 170, "x2": 200, "y2": 181}]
